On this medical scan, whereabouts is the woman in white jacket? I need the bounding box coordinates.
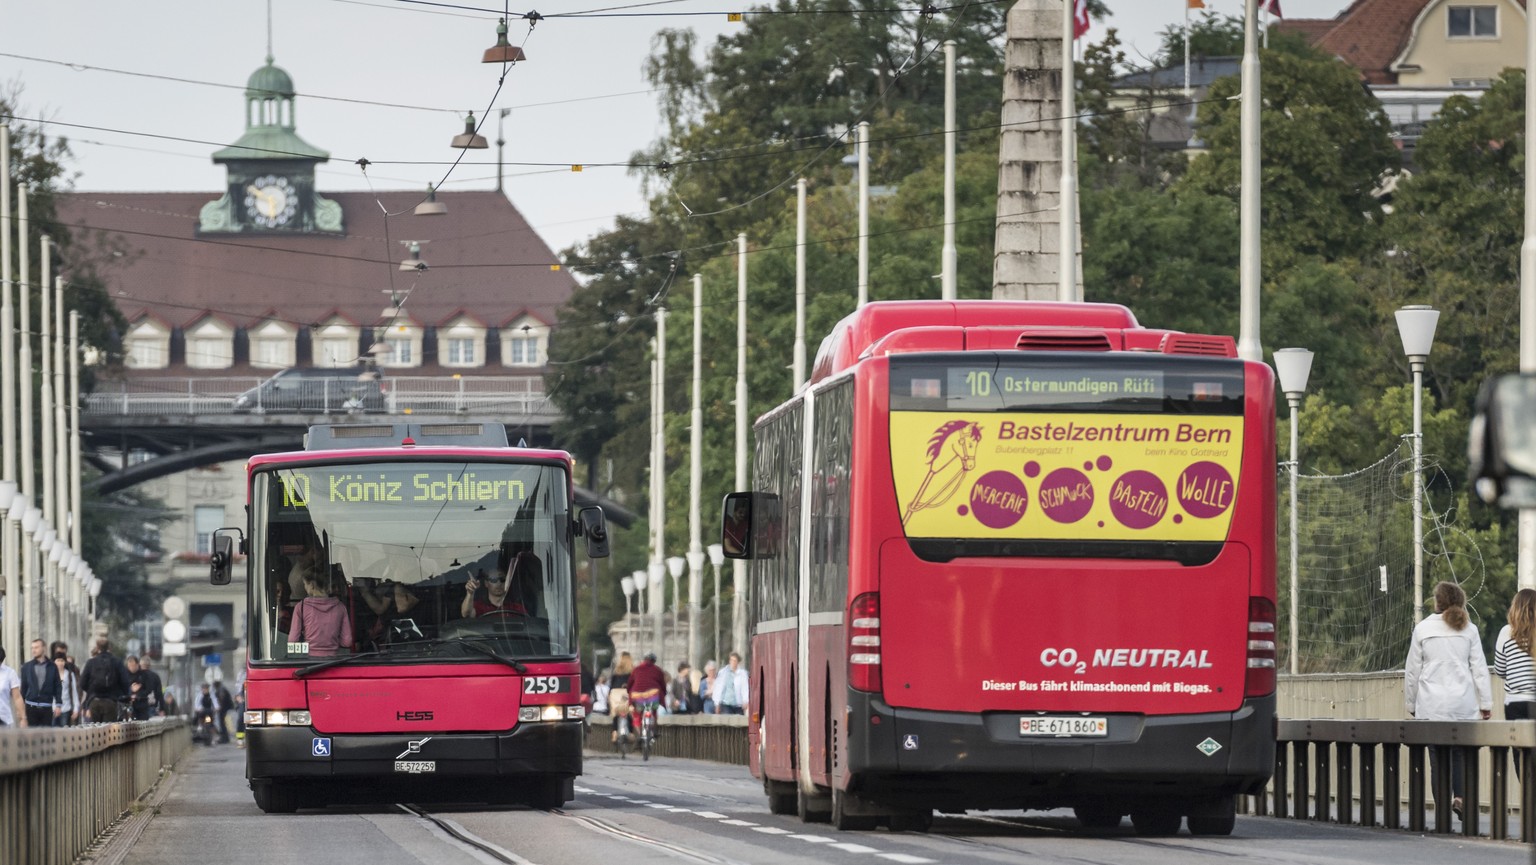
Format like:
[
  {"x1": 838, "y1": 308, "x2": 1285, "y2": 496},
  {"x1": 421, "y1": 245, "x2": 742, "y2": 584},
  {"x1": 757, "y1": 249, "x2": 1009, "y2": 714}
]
[{"x1": 1404, "y1": 581, "x2": 1493, "y2": 819}]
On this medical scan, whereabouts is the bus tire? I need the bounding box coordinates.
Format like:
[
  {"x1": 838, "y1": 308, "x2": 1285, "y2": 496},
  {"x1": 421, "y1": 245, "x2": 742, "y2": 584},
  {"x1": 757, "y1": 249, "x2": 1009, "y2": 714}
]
[
  {"x1": 887, "y1": 810, "x2": 932, "y2": 833},
  {"x1": 1186, "y1": 795, "x2": 1236, "y2": 836},
  {"x1": 1130, "y1": 807, "x2": 1182, "y2": 837},
  {"x1": 831, "y1": 789, "x2": 879, "y2": 831},
  {"x1": 526, "y1": 777, "x2": 568, "y2": 810},
  {"x1": 797, "y1": 788, "x2": 831, "y2": 823},
  {"x1": 253, "y1": 781, "x2": 300, "y2": 814},
  {"x1": 1073, "y1": 802, "x2": 1124, "y2": 830}
]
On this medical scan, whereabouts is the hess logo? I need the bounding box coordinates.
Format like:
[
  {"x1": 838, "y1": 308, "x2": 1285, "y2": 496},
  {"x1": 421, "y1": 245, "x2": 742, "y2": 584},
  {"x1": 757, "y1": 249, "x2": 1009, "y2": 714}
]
[{"x1": 396, "y1": 710, "x2": 434, "y2": 721}]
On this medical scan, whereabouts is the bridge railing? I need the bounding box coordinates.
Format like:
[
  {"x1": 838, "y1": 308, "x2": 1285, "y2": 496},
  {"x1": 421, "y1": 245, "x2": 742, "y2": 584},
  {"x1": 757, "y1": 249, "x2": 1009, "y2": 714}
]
[
  {"x1": 1250, "y1": 719, "x2": 1534, "y2": 842},
  {"x1": 0, "y1": 719, "x2": 190, "y2": 865},
  {"x1": 81, "y1": 375, "x2": 554, "y2": 418}
]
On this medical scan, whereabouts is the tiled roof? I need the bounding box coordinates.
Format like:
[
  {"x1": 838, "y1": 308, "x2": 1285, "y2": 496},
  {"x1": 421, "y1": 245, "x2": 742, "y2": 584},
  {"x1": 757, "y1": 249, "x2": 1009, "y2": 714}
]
[
  {"x1": 56, "y1": 189, "x2": 575, "y2": 335},
  {"x1": 1274, "y1": 0, "x2": 1527, "y2": 85}
]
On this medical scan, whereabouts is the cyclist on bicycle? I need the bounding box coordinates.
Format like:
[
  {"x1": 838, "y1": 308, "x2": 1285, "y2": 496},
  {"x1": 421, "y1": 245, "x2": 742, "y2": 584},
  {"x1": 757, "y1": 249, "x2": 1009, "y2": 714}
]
[{"x1": 626, "y1": 652, "x2": 667, "y2": 738}]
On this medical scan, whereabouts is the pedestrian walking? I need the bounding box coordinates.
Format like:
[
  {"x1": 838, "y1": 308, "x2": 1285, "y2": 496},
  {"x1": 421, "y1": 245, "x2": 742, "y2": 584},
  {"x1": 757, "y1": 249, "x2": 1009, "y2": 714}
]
[
  {"x1": 54, "y1": 652, "x2": 80, "y2": 726},
  {"x1": 699, "y1": 660, "x2": 717, "y2": 715},
  {"x1": 0, "y1": 647, "x2": 24, "y2": 727},
  {"x1": 1405, "y1": 581, "x2": 1493, "y2": 820},
  {"x1": 19, "y1": 639, "x2": 62, "y2": 728},
  {"x1": 79, "y1": 638, "x2": 131, "y2": 723},
  {"x1": 669, "y1": 661, "x2": 697, "y2": 715},
  {"x1": 713, "y1": 652, "x2": 748, "y2": 715}
]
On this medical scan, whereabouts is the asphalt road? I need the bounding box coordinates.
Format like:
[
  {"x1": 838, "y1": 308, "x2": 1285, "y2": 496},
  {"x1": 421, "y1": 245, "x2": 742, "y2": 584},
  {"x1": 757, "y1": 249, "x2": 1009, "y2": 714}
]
[{"x1": 111, "y1": 744, "x2": 1533, "y2": 865}]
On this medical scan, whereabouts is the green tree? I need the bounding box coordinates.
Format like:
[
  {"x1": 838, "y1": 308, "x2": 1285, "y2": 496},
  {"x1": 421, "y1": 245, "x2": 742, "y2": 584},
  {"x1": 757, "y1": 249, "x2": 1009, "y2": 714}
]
[{"x1": 1156, "y1": 12, "x2": 1244, "y2": 65}]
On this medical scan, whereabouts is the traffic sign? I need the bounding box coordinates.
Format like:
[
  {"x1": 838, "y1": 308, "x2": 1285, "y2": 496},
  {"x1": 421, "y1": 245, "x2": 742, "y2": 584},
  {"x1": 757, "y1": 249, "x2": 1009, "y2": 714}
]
[
  {"x1": 162, "y1": 620, "x2": 186, "y2": 643},
  {"x1": 162, "y1": 596, "x2": 186, "y2": 619},
  {"x1": 203, "y1": 653, "x2": 222, "y2": 667},
  {"x1": 162, "y1": 642, "x2": 187, "y2": 656}
]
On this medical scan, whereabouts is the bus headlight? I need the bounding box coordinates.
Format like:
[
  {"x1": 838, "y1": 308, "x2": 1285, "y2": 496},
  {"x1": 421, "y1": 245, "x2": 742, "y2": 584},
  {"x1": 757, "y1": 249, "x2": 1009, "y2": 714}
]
[
  {"x1": 245, "y1": 710, "x2": 312, "y2": 726},
  {"x1": 518, "y1": 705, "x2": 574, "y2": 722}
]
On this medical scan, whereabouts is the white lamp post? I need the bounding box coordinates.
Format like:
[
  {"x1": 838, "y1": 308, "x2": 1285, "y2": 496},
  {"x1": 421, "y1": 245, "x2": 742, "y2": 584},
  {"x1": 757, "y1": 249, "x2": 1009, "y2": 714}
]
[
  {"x1": 707, "y1": 543, "x2": 724, "y2": 663},
  {"x1": 1275, "y1": 348, "x2": 1313, "y2": 675},
  {"x1": 0, "y1": 479, "x2": 15, "y2": 666},
  {"x1": 620, "y1": 575, "x2": 636, "y2": 616},
  {"x1": 667, "y1": 555, "x2": 687, "y2": 662},
  {"x1": 649, "y1": 561, "x2": 667, "y2": 658},
  {"x1": 632, "y1": 569, "x2": 648, "y2": 617},
  {"x1": 1396, "y1": 305, "x2": 1440, "y2": 613}
]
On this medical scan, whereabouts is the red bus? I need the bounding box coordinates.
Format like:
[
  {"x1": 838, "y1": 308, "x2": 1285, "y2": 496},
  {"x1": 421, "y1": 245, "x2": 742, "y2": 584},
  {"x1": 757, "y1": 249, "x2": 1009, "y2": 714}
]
[
  {"x1": 723, "y1": 300, "x2": 1276, "y2": 836},
  {"x1": 209, "y1": 421, "x2": 610, "y2": 813}
]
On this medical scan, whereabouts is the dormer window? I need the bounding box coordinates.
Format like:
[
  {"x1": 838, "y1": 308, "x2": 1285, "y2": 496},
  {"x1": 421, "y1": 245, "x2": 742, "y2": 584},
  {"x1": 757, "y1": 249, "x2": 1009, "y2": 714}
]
[
  {"x1": 249, "y1": 319, "x2": 297, "y2": 369},
  {"x1": 501, "y1": 316, "x2": 547, "y2": 368},
  {"x1": 440, "y1": 317, "x2": 486, "y2": 368},
  {"x1": 125, "y1": 320, "x2": 171, "y2": 369},
  {"x1": 1447, "y1": 6, "x2": 1497, "y2": 38}
]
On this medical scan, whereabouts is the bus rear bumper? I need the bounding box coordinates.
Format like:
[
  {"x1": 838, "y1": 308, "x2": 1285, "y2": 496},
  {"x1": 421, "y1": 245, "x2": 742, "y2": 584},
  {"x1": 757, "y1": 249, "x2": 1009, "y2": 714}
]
[
  {"x1": 844, "y1": 691, "x2": 1276, "y2": 811},
  {"x1": 245, "y1": 720, "x2": 583, "y2": 782}
]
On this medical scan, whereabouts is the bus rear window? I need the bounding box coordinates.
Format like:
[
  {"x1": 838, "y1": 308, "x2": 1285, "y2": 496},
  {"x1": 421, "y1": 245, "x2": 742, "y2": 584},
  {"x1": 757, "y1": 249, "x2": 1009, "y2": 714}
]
[{"x1": 890, "y1": 354, "x2": 1244, "y2": 414}]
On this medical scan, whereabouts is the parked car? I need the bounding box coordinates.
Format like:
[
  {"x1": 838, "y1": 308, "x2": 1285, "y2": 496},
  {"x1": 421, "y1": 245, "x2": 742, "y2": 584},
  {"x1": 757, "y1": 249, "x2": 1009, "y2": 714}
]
[{"x1": 232, "y1": 367, "x2": 387, "y2": 414}]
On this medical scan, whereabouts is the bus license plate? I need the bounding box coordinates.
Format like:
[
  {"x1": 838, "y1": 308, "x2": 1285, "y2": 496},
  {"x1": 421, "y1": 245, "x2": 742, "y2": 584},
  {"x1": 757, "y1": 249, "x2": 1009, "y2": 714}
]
[{"x1": 1019, "y1": 716, "x2": 1107, "y2": 737}]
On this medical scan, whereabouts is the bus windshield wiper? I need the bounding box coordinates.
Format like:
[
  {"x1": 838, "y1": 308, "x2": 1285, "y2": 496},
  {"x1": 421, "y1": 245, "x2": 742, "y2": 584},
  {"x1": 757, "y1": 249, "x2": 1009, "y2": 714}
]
[
  {"x1": 434, "y1": 637, "x2": 528, "y2": 672},
  {"x1": 293, "y1": 650, "x2": 382, "y2": 678}
]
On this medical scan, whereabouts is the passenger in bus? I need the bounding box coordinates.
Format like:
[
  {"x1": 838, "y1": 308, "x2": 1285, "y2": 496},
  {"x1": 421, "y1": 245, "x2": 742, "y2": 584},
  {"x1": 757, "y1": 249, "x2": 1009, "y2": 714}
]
[
  {"x1": 357, "y1": 579, "x2": 420, "y2": 647},
  {"x1": 722, "y1": 498, "x2": 750, "y2": 557},
  {"x1": 291, "y1": 572, "x2": 355, "y2": 657},
  {"x1": 460, "y1": 566, "x2": 531, "y2": 618},
  {"x1": 286, "y1": 539, "x2": 326, "y2": 600}
]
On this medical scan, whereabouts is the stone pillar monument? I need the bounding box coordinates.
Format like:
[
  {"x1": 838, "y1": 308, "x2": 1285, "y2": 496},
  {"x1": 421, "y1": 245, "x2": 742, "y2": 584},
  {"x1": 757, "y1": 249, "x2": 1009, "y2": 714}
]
[{"x1": 994, "y1": 0, "x2": 1082, "y2": 300}]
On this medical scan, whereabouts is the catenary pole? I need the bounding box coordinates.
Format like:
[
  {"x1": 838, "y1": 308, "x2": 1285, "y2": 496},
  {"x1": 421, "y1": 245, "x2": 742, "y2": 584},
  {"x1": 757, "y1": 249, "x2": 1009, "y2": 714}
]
[
  {"x1": 794, "y1": 178, "x2": 807, "y2": 389},
  {"x1": 1058, "y1": 2, "x2": 1079, "y2": 302},
  {"x1": 734, "y1": 234, "x2": 748, "y2": 659},
  {"x1": 1520, "y1": 0, "x2": 1536, "y2": 590},
  {"x1": 687, "y1": 274, "x2": 705, "y2": 668},
  {"x1": 1237, "y1": 0, "x2": 1262, "y2": 361},
  {"x1": 942, "y1": 39, "x2": 958, "y2": 300}
]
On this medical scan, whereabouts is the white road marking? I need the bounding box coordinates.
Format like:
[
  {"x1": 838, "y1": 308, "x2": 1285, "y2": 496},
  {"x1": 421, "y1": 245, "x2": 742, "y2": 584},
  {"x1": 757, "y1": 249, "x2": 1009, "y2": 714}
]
[
  {"x1": 878, "y1": 856, "x2": 935, "y2": 864},
  {"x1": 646, "y1": 803, "x2": 672, "y2": 809},
  {"x1": 719, "y1": 819, "x2": 758, "y2": 826},
  {"x1": 695, "y1": 811, "x2": 726, "y2": 819},
  {"x1": 790, "y1": 835, "x2": 836, "y2": 843},
  {"x1": 830, "y1": 842, "x2": 880, "y2": 853},
  {"x1": 752, "y1": 827, "x2": 793, "y2": 834}
]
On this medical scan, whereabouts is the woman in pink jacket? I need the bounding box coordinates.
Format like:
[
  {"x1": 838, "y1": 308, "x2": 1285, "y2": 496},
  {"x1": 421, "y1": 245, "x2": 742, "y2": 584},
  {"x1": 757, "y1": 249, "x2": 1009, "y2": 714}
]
[{"x1": 291, "y1": 573, "x2": 354, "y2": 657}]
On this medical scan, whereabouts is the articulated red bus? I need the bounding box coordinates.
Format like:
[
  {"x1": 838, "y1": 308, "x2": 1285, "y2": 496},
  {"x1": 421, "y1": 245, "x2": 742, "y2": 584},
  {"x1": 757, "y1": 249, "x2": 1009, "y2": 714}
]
[
  {"x1": 723, "y1": 300, "x2": 1276, "y2": 835},
  {"x1": 210, "y1": 421, "x2": 609, "y2": 813}
]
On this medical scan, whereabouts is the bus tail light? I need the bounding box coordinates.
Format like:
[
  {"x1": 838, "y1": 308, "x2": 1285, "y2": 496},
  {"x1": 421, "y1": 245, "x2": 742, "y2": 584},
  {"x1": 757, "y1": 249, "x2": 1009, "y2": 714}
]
[
  {"x1": 1245, "y1": 597, "x2": 1277, "y2": 697},
  {"x1": 849, "y1": 592, "x2": 882, "y2": 693}
]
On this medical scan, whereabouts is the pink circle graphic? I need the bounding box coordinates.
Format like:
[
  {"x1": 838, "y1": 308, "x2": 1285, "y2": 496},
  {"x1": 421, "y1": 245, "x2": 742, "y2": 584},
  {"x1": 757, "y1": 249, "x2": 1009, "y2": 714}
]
[
  {"x1": 957, "y1": 505, "x2": 969, "y2": 516},
  {"x1": 1023, "y1": 461, "x2": 1041, "y2": 478},
  {"x1": 1038, "y1": 467, "x2": 1094, "y2": 524},
  {"x1": 969, "y1": 471, "x2": 1028, "y2": 529},
  {"x1": 1176, "y1": 461, "x2": 1236, "y2": 519},
  {"x1": 1108, "y1": 470, "x2": 1169, "y2": 530},
  {"x1": 1096, "y1": 455, "x2": 1113, "y2": 471}
]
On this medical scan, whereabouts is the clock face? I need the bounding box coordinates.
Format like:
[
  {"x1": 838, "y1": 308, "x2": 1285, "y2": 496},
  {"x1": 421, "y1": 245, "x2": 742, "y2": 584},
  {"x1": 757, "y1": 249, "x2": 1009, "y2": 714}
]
[{"x1": 243, "y1": 174, "x2": 299, "y2": 229}]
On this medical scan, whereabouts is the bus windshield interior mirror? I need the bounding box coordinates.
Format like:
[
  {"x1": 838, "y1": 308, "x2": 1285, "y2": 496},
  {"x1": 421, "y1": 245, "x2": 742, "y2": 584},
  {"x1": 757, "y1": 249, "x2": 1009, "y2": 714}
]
[
  {"x1": 210, "y1": 528, "x2": 242, "y2": 585},
  {"x1": 721, "y1": 492, "x2": 753, "y2": 559},
  {"x1": 1470, "y1": 372, "x2": 1536, "y2": 508},
  {"x1": 579, "y1": 507, "x2": 610, "y2": 558}
]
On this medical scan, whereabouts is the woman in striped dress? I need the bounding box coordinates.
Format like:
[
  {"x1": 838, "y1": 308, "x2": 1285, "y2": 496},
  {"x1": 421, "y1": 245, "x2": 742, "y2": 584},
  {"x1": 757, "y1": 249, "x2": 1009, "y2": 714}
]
[{"x1": 1494, "y1": 588, "x2": 1536, "y2": 778}]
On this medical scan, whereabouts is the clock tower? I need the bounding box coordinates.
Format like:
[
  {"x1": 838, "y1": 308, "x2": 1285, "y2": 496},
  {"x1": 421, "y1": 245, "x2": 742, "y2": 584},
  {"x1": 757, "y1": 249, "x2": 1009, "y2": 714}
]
[{"x1": 199, "y1": 56, "x2": 342, "y2": 234}]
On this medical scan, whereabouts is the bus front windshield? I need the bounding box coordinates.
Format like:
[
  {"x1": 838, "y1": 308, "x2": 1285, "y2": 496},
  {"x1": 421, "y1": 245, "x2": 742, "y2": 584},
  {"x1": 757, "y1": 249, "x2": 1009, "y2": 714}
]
[{"x1": 248, "y1": 460, "x2": 575, "y2": 664}]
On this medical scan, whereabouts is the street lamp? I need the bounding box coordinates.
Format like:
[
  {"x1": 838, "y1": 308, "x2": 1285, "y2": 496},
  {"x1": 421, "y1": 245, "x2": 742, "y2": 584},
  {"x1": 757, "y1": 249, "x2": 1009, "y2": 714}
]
[
  {"x1": 620, "y1": 574, "x2": 635, "y2": 615},
  {"x1": 666, "y1": 556, "x2": 686, "y2": 613},
  {"x1": 649, "y1": 561, "x2": 666, "y2": 658},
  {"x1": 632, "y1": 569, "x2": 648, "y2": 616},
  {"x1": 1275, "y1": 348, "x2": 1313, "y2": 675},
  {"x1": 1396, "y1": 305, "x2": 1440, "y2": 614},
  {"x1": 707, "y1": 543, "x2": 724, "y2": 663}
]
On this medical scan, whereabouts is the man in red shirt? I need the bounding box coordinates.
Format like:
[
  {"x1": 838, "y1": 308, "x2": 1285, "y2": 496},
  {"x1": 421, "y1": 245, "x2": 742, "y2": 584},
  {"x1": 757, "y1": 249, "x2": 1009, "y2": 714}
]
[{"x1": 625, "y1": 652, "x2": 667, "y2": 739}]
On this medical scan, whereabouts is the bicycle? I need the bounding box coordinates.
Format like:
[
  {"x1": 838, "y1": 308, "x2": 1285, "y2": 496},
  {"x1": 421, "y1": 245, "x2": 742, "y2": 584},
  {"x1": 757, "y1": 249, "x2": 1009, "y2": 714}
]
[{"x1": 636, "y1": 701, "x2": 658, "y2": 761}]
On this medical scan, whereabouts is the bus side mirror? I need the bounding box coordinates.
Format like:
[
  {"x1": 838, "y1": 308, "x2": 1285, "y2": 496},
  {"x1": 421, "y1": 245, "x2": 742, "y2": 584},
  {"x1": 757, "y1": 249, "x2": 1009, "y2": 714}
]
[
  {"x1": 209, "y1": 528, "x2": 243, "y2": 585},
  {"x1": 721, "y1": 492, "x2": 754, "y2": 559},
  {"x1": 1470, "y1": 372, "x2": 1536, "y2": 508},
  {"x1": 579, "y1": 507, "x2": 610, "y2": 558}
]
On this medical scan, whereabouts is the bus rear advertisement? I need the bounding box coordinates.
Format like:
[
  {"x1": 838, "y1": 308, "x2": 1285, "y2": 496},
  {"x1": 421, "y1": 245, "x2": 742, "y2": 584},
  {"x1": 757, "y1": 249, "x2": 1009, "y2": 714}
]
[
  {"x1": 725, "y1": 301, "x2": 1276, "y2": 836},
  {"x1": 211, "y1": 422, "x2": 610, "y2": 813}
]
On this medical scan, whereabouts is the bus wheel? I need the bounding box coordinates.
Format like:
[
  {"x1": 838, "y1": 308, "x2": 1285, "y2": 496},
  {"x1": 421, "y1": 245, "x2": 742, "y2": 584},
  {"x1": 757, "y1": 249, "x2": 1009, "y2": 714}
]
[
  {"x1": 526, "y1": 777, "x2": 568, "y2": 810},
  {"x1": 797, "y1": 789, "x2": 831, "y2": 824},
  {"x1": 887, "y1": 810, "x2": 932, "y2": 833},
  {"x1": 1073, "y1": 802, "x2": 1124, "y2": 830},
  {"x1": 831, "y1": 789, "x2": 879, "y2": 831},
  {"x1": 1130, "y1": 807, "x2": 1182, "y2": 837},
  {"x1": 1186, "y1": 796, "x2": 1236, "y2": 836},
  {"x1": 253, "y1": 782, "x2": 300, "y2": 814}
]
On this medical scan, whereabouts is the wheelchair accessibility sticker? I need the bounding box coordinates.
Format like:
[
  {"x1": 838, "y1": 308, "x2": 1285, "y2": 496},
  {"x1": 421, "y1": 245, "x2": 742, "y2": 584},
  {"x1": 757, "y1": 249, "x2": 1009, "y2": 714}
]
[
  {"x1": 902, "y1": 734, "x2": 919, "y2": 750},
  {"x1": 312, "y1": 737, "x2": 331, "y2": 757}
]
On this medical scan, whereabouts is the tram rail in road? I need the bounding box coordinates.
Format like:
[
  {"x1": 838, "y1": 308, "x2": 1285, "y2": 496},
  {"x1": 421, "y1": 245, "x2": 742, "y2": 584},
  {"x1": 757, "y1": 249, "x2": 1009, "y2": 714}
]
[{"x1": 91, "y1": 746, "x2": 1528, "y2": 865}]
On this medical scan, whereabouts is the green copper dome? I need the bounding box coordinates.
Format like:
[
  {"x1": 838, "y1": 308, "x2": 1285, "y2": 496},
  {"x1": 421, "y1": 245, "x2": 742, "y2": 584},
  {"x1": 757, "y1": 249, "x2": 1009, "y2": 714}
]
[{"x1": 246, "y1": 58, "x2": 294, "y2": 99}]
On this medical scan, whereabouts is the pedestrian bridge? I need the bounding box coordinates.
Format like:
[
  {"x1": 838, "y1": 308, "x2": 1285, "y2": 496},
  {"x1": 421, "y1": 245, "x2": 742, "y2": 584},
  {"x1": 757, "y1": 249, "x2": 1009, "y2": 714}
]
[{"x1": 78, "y1": 374, "x2": 567, "y2": 497}]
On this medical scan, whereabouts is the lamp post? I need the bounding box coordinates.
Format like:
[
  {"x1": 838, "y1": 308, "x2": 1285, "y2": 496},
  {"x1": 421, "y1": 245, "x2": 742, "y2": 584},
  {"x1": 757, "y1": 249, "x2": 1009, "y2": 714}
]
[
  {"x1": 621, "y1": 575, "x2": 635, "y2": 617},
  {"x1": 1274, "y1": 348, "x2": 1313, "y2": 676},
  {"x1": 707, "y1": 543, "x2": 724, "y2": 664},
  {"x1": 631, "y1": 569, "x2": 648, "y2": 617},
  {"x1": 1396, "y1": 305, "x2": 1440, "y2": 613},
  {"x1": 667, "y1": 555, "x2": 686, "y2": 662}
]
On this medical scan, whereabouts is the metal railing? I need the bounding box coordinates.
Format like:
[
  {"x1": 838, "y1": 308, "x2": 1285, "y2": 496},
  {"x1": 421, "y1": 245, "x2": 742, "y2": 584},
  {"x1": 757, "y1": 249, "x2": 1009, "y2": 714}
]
[
  {"x1": 81, "y1": 375, "x2": 554, "y2": 419},
  {"x1": 1249, "y1": 719, "x2": 1534, "y2": 842},
  {"x1": 0, "y1": 719, "x2": 190, "y2": 865},
  {"x1": 584, "y1": 712, "x2": 750, "y2": 765}
]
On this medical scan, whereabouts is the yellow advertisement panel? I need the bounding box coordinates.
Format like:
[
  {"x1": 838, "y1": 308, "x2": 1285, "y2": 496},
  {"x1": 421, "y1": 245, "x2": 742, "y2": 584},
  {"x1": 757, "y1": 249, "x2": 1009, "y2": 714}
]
[{"x1": 891, "y1": 412, "x2": 1244, "y2": 542}]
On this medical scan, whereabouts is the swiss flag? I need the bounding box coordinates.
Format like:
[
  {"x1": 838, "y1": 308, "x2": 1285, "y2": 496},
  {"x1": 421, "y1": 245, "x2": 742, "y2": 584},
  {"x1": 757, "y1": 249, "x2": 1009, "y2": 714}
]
[{"x1": 1073, "y1": 0, "x2": 1090, "y2": 39}]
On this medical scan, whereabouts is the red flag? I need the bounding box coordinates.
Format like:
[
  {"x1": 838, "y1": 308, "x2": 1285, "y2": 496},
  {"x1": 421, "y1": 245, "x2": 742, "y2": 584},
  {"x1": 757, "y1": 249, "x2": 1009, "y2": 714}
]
[
  {"x1": 1263, "y1": 0, "x2": 1284, "y2": 18},
  {"x1": 1073, "y1": 0, "x2": 1091, "y2": 39}
]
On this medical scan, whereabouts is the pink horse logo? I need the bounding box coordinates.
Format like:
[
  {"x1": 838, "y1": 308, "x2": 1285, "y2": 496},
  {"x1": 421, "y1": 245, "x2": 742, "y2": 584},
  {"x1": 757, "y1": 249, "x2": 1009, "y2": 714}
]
[{"x1": 903, "y1": 420, "x2": 983, "y2": 523}]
